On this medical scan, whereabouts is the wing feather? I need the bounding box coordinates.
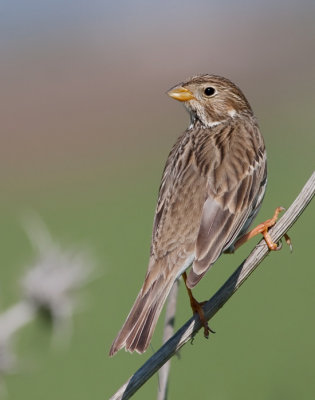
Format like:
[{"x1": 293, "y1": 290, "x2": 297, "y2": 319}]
[{"x1": 186, "y1": 121, "x2": 267, "y2": 288}]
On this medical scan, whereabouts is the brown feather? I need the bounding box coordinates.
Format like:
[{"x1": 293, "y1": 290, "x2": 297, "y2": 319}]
[{"x1": 187, "y1": 120, "x2": 266, "y2": 288}]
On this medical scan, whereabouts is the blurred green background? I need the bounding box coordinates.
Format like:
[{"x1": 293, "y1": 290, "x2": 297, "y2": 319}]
[{"x1": 1, "y1": 1, "x2": 314, "y2": 399}]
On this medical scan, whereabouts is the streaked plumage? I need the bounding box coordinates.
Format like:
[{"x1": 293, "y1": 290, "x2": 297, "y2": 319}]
[{"x1": 109, "y1": 74, "x2": 267, "y2": 356}]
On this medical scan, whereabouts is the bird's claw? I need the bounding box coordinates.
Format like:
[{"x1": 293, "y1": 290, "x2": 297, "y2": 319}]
[
  {"x1": 274, "y1": 233, "x2": 293, "y2": 252},
  {"x1": 274, "y1": 240, "x2": 283, "y2": 251},
  {"x1": 284, "y1": 233, "x2": 293, "y2": 252},
  {"x1": 209, "y1": 326, "x2": 216, "y2": 335},
  {"x1": 202, "y1": 319, "x2": 215, "y2": 338}
]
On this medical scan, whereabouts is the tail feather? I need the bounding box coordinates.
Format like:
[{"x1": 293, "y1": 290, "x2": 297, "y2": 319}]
[
  {"x1": 127, "y1": 301, "x2": 158, "y2": 353},
  {"x1": 109, "y1": 275, "x2": 174, "y2": 356}
]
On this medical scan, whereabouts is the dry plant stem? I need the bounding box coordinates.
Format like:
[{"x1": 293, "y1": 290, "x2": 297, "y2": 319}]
[
  {"x1": 110, "y1": 171, "x2": 315, "y2": 400},
  {"x1": 157, "y1": 279, "x2": 179, "y2": 400},
  {"x1": 0, "y1": 301, "x2": 36, "y2": 342}
]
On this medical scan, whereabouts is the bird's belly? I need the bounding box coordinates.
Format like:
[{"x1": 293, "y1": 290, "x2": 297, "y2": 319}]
[{"x1": 175, "y1": 253, "x2": 195, "y2": 280}]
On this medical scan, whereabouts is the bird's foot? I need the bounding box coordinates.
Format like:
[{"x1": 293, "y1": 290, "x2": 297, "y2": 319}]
[
  {"x1": 189, "y1": 297, "x2": 215, "y2": 338},
  {"x1": 182, "y1": 271, "x2": 215, "y2": 338},
  {"x1": 235, "y1": 206, "x2": 292, "y2": 251}
]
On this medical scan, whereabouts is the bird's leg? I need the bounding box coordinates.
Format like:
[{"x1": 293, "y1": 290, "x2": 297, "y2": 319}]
[
  {"x1": 182, "y1": 272, "x2": 214, "y2": 338},
  {"x1": 234, "y1": 206, "x2": 292, "y2": 251}
]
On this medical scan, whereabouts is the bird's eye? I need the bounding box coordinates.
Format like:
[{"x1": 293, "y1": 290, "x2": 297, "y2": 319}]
[{"x1": 204, "y1": 87, "x2": 216, "y2": 96}]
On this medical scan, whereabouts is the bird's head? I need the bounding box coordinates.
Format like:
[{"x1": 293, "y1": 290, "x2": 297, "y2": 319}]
[{"x1": 167, "y1": 74, "x2": 253, "y2": 127}]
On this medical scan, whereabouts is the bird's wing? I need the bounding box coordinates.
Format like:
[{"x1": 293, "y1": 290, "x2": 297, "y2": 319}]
[
  {"x1": 187, "y1": 121, "x2": 267, "y2": 288},
  {"x1": 150, "y1": 130, "x2": 207, "y2": 265}
]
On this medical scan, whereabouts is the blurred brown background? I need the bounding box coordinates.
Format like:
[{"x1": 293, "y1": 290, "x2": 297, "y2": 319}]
[{"x1": 0, "y1": 1, "x2": 314, "y2": 399}]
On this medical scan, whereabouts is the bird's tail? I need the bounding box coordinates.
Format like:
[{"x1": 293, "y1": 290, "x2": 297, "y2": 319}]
[{"x1": 109, "y1": 271, "x2": 175, "y2": 356}]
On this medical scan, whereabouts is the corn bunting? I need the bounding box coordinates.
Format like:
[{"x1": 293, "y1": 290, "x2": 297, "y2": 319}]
[{"x1": 109, "y1": 74, "x2": 284, "y2": 356}]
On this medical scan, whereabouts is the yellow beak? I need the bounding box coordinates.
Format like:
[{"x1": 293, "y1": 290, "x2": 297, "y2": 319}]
[{"x1": 167, "y1": 86, "x2": 195, "y2": 102}]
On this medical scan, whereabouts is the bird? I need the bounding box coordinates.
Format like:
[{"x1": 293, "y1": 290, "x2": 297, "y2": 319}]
[{"x1": 109, "y1": 74, "x2": 283, "y2": 357}]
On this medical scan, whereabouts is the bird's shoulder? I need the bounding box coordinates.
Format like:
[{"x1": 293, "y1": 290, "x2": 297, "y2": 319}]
[{"x1": 194, "y1": 116, "x2": 265, "y2": 195}]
